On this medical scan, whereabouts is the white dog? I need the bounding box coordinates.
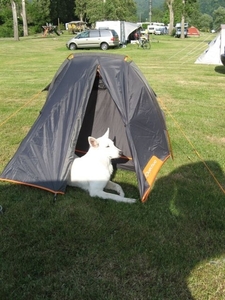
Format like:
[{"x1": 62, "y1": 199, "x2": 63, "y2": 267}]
[{"x1": 68, "y1": 129, "x2": 136, "y2": 203}]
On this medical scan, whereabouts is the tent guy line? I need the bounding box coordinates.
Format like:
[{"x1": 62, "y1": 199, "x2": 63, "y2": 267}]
[
  {"x1": 180, "y1": 44, "x2": 210, "y2": 63},
  {"x1": 167, "y1": 33, "x2": 212, "y2": 62},
  {"x1": 0, "y1": 90, "x2": 43, "y2": 128},
  {"x1": 158, "y1": 97, "x2": 225, "y2": 195}
]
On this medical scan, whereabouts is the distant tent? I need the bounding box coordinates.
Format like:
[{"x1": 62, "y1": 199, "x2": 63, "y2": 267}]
[
  {"x1": 188, "y1": 26, "x2": 200, "y2": 37},
  {"x1": 195, "y1": 24, "x2": 225, "y2": 65},
  {"x1": 0, "y1": 53, "x2": 172, "y2": 202}
]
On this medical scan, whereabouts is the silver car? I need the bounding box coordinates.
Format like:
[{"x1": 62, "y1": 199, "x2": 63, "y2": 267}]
[{"x1": 66, "y1": 29, "x2": 119, "y2": 50}]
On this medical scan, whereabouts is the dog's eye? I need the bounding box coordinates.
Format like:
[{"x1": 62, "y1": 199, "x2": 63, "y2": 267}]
[{"x1": 106, "y1": 145, "x2": 110, "y2": 148}]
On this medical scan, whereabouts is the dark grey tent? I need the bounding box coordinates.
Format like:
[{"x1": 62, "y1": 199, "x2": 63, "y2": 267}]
[{"x1": 0, "y1": 53, "x2": 172, "y2": 202}]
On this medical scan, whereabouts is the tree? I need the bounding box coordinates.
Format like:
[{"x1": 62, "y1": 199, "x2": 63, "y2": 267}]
[
  {"x1": 180, "y1": 0, "x2": 198, "y2": 38},
  {"x1": 135, "y1": 0, "x2": 166, "y2": 21},
  {"x1": 50, "y1": 0, "x2": 75, "y2": 25},
  {"x1": 213, "y1": 6, "x2": 225, "y2": 31},
  {"x1": 87, "y1": 0, "x2": 105, "y2": 23},
  {"x1": 27, "y1": 0, "x2": 51, "y2": 33},
  {"x1": 75, "y1": 0, "x2": 137, "y2": 24},
  {"x1": 75, "y1": 0, "x2": 87, "y2": 22},
  {"x1": 164, "y1": 0, "x2": 200, "y2": 38},
  {"x1": 187, "y1": 3, "x2": 201, "y2": 27},
  {"x1": 198, "y1": 13, "x2": 213, "y2": 31},
  {"x1": 0, "y1": 1, "x2": 12, "y2": 37},
  {"x1": 122, "y1": 0, "x2": 137, "y2": 21},
  {"x1": 0, "y1": 0, "x2": 20, "y2": 39},
  {"x1": 105, "y1": 0, "x2": 136, "y2": 22},
  {"x1": 180, "y1": 0, "x2": 185, "y2": 38},
  {"x1": 166, "y1": 0, "x2": 174, "y2": 35},
  {"x1": 11, "y1": 0, "x2": 19, "y2": 40},
  {"x1": 151, "y1": 7, "x2": 167, "y2": 23},
  {"x1": 198, "y1": 0, "x2": 225, "y2": 17},
  {"x1": 131, "y1": 0, "x2": 150, "y2": 22},
  {"x1": 21, "y1": 0, "x2": 28, "y2": 36},
  {"x1": 185, "y1": 0, "x2": 199, "y2": 22}
]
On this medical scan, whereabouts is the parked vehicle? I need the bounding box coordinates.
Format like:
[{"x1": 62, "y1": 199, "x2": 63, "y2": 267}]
[
  {"x1": 66, "y1": 29, "x2": 119, "y2": 50},
  {"x1": 148, "y1": 26, "x2": 156, "y2": 34},
  {"x1": 154, "y1": 27, "x2": 167, "y2": 35},
  {"x1": 175, "y1": 23, "x2": 188, "y2": 38},
  {"x1": 147, "y1": 22, "x2": 166, "y2": 35}
]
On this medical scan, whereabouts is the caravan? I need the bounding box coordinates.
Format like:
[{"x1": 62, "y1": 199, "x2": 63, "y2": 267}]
[
  {"x1": 147, "y1": 22, "x2": 167, "y2": 35},
  {"x1": 175, "y1": 23, "x2": 188, "y2": 38}
]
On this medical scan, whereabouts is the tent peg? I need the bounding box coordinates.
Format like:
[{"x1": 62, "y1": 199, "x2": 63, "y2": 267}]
[{"x1": 53, "y1": 193, "x2": 57, "y2": 203}]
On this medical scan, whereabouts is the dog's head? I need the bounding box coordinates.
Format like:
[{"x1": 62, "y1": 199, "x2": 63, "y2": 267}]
[{"x1": 88, "y1": 128, "x2": 122, "y2": 159}]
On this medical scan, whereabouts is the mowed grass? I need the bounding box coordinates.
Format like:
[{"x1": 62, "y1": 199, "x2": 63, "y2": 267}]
[{"x1": 0, "y1": 32, "x2": 225, "y2": 300}]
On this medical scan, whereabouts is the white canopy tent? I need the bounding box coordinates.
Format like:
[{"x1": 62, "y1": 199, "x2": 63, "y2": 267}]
[
  {"x1": 195, "y1": 24, "x2": 225, "y2": 65},
  {"x1": 95, "y1": 20, "x2": 141, "y2": 45}
]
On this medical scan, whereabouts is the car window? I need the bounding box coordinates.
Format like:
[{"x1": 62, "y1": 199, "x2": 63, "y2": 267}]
[
  {"x1": 89, "y1": 30, "x2": 100, "y2": 38},
  {"x1": 77, "y1": 31, "x2": 89, "y2": 39},
  {"x1": 100, "y1": 30, "x2": 110, "y2": 37},
  {"x1": 111, "y1": 30, "x2": 118, "y2": 37}
]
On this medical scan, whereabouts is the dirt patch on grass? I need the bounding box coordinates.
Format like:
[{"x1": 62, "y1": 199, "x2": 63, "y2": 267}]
[{"x1": 207, "y1": 136, "x2": 225, "y2": 146}]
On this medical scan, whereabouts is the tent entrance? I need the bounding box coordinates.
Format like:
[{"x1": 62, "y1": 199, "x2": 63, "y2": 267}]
[{"x1": 75, "y1": 75, "x2": 134, "y2": 170}]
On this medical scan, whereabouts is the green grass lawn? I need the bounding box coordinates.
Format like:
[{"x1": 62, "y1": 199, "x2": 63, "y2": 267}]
[{"x1": 0, "y1": 32, "x2": 225, "y2": 300}]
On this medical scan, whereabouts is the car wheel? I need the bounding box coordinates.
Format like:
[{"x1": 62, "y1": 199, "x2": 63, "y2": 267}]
[
  {"x1": 100, "y1": 43, "x2": 109, "y2": 50},
  {"x1": 69, "y1": 43, "x2": 77, "y2": 50}
]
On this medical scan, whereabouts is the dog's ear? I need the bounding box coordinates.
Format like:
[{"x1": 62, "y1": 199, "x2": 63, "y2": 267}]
[
  {"x1": 88, "y1": 136, "x2": 99, "y2": 148},
  {"x1": 102, "y1": 128, "x2": 109, "y2": 139}
]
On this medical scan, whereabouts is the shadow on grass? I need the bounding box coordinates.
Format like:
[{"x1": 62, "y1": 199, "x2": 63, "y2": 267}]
[
  {"x1": 0, "y1": 160, "x2": 224, "y2": 299},
  {"x1": 215, "y1": 65, "x2": 225, "y2": 74},
  {"x1": 142, "y1": 160, "x2": 225, "y2": 299}
]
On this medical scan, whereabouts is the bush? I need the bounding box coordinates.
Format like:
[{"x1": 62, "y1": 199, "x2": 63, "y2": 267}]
[
  {"x1": 0, "y1": 24, "x2": 13, "y2": 37},
  {"x1": 142, "y1": 23, "x2": 148, "y2": 30},
  {"x1": 28, "y1": 25, "x2": 43, "y2": 35},
  {"x1": 171, "y1": 28, "x2": 176, "y2": 36},
  {"x1": 0, "y1": 22, "x2": 24, "y2": 38}
]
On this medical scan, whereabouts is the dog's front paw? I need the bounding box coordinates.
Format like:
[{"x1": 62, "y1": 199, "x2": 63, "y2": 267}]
[
  {"x1": 115, "y1": 184, "x2": 125, "y2": 197},
  {"x1": 119, "y1": 190, "x2": 125, "y2": 197},
  {"x1": 127, "y1": 198, "x2": 136, "y2": 204}
]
